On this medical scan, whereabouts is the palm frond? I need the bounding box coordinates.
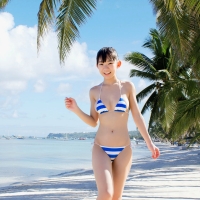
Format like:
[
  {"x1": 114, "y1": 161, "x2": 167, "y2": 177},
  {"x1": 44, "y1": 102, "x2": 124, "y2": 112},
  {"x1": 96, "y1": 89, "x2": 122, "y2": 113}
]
[
  {"x1": 147, "y1": 98, "x2": 159, "y2": 131},
  {"x1": 56, "y1": 0, "x2": 96, "y2": 63},
  {"x1": 143, "y1": 28, "x2": 164, "y2": 57},
  {"x1": 125, "y1": 52, "x2": 156, "y2": 73},
  {"x1": 150, "y1": 0, "x2": 193, "y2": 61},
  {"x1": 37, "y1": 0, "x2": 97, "y2": 63},
  {"x1": 169, "y1": 97, "x2": 200, "y2": 140},
  {"x1": 37, "y1": 0, "x2": 58, "y2": 50},
  {"x1": 141, "y1": 90, "x2": 157, "y2": 115},
  {"x1": 130, "y1": 69, "x2": 157, "y2": 81},
  {"x1": 184, "y1": 0, "x2": 200, "y2": 16},
  {"x1": 156, "y1": 69, "x2": 171, "y2": 81},
  {"x1": 158, "y1": 90, "x2": 178, "y2": 131},
  {"x1": 0, "y1": 0, "x2": 10, "y2": 10},
  {"x1": 136, "y1": 83, "x2": 155, "y2": 102}
]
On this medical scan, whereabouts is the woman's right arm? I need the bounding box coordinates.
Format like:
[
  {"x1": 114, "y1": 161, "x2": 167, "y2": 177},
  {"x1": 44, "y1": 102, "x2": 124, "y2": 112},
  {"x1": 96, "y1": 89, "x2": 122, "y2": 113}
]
[{"x1": 65, "y1": 88, "x2": 99, "y2": 127}]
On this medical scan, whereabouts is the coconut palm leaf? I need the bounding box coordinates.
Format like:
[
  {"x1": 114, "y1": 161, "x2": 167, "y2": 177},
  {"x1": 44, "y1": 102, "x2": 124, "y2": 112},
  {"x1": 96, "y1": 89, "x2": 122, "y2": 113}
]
[
  {"x1": 143, "y1": 28, "x2": 171, "y2": 59},
  {"x1": 150, "y1": 0, "x2": 193, "y2": 61},
  {"x1": 129, "y1": 69, "x2": 157, "y2": 81},
  {"x1": 155, "y1": 69, "x2": 171, "y2": 81},
  {"x1": 141, "y1": 90, "x2": 157, "y2": 115},
  {"x1": 149, "y1": 120, "x2": 167, "y2": 139},
  {"x1": 188, "y1": 132, "x2": 200, "y2": 146},
  {"x1": 37, "y1": 0, "x2": 58, "y2": 50},
  {"x1": 147, "y1": 97, "x2": 159, "y2": 131},
  {"x1": 124, "y1": 52, "x2": 156, "y2": 73},
  {"x1": 158, "y1": 85, "x2": 179, "y2": 131},
  {"x1": 37, "y1": 0, "x2": 96, "y2": 63},
  {"x1": 189, "y1": 32, "x2": 200, "y2": 79},
  {"x1": 184, "y1": 0, "x2": 200, "y2": 16},
  {"x1": 0, "y1": 0, "x2": 10, "y2": 10},
  {"x1": 169, "y1": 97, "x2": 200, "y2": 140},
  {"x1": 136, "y1": 83, "x2": 155, "y2": 103}
]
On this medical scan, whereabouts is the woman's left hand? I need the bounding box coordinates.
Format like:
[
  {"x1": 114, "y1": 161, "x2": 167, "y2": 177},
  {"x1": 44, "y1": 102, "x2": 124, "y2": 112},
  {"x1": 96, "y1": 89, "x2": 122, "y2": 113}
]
[{"x1": 147, "y1": 143, "x2": 160, "y2": 159}]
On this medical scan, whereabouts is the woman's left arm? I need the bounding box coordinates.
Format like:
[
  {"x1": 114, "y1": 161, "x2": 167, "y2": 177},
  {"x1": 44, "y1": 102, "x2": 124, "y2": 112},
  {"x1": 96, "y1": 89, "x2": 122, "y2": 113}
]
[{"x1": 127, "y1": 81, "x2": 160, "y2": 159}]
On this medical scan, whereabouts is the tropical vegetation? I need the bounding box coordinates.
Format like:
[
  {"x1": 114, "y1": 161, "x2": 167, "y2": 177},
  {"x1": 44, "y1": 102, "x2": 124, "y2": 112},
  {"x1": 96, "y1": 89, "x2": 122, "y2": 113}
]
[{"x1": 125, "y1": 28, "x2": 200, "y2": 145}]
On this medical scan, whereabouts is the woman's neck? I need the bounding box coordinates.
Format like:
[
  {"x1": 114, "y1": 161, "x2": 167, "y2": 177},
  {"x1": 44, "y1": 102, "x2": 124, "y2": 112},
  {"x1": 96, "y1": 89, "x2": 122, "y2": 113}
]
[{"x1": 103, "y1": 77, "x2": 119, "y2": 85}]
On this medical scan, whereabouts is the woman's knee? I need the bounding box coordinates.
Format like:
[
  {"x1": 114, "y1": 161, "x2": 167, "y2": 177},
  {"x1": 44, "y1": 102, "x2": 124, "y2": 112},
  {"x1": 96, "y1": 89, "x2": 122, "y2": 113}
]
[{"x1": 98, "y1": 189, "x2": 113, "y2": 200}]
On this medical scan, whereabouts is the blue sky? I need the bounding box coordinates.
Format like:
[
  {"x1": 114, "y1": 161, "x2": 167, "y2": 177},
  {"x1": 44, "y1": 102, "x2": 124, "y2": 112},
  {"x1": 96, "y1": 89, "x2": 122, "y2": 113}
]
[{"x1": 0, "y1": 0, "x2": 157, "y2": 136}]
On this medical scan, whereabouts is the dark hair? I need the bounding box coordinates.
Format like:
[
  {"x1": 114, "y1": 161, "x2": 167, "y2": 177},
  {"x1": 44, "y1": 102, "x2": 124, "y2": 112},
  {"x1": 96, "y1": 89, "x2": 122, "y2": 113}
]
[{"x1": 96, "y1": 47, "x2": 118, "y2": 65}]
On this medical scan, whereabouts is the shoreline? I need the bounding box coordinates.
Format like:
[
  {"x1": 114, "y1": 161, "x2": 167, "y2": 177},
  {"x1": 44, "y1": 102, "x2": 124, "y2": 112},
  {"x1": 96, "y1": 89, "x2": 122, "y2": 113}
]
[{"x1": 0, "y1": 142, "x2": 199, "y2": 199}]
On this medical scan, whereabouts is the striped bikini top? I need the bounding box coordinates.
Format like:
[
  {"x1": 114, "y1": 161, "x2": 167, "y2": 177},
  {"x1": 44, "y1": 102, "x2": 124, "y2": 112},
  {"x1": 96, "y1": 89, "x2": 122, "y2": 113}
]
[{"x1": 96, "y1": 81, "x2": 128, "y2": 114}]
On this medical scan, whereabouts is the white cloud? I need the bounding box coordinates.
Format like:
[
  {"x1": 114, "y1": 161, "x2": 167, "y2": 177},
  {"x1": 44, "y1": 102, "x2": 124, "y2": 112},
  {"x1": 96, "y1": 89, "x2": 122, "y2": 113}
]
[
  {"x1": 12, "y1": 110, "x2": 18, "y2": 118},
  {"x1": 0, "y1": 96, "x2": 20, "y2": 110},
  {"x1": 117, "y1": 60, "x2": 133, "y2": 81},
  {"x1": 138, "y1": 79, "x2": 147, "y2": 89},
  {"x1": 34, "y1": 80, "x2": 46, "y2": 93},
  {"x1": 57, "y1": 83, "x2": 71, "y2": 96},
  {"x1": 0, "y1": 12, "x2": 96, "y2": 96},
  {"x1": 0, "y1": 80, "x2": 27, "y2": 95}
]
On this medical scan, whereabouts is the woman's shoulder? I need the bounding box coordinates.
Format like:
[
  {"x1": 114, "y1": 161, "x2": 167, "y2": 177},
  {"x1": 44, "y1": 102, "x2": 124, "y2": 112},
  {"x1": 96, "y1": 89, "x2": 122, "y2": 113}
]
[
  {"x1": 121, "y1": 80, "x2": 135, "y2": 90},
  {"x1": 89, "y1": 83, "x2": 102, "y2": 96}
]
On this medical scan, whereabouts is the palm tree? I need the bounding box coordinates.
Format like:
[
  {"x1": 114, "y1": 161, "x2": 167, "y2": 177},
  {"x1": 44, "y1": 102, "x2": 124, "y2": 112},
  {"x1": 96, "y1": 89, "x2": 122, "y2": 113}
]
[
  {"x1": 168, "y1": 90, "x2": 200, "y2": 144},
  {"x1": 150, "y1": 0, "x2": 200, "y2": 79},
  {"x1": 125, "y1": 28, "x2": 200, "y2": 143},
  {"x1": 124, "y1": 28, "x2": 182, "y2": 131},
  {"x1": 0, "y1": 0, "x2": 97, "y2": 63}
]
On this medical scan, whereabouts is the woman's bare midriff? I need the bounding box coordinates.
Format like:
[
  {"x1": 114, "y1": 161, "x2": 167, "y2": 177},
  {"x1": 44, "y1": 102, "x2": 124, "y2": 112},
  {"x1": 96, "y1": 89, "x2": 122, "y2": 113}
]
[{"x1": 94, "y1": 112, "x2": 131, "y2": 146}]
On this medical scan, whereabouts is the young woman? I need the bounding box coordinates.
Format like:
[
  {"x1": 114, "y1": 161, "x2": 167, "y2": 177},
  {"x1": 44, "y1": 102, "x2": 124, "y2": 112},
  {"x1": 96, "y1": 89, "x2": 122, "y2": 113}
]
[{"x1": 65, "y1": 47, "x2": 160, "y2": 200}]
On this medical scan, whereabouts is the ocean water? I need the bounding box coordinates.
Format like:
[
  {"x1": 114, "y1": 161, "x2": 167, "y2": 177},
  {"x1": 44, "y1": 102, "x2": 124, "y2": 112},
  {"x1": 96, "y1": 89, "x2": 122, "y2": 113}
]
[{"x1": 0, "y1": 138, "x2": 151, "y2": 187}]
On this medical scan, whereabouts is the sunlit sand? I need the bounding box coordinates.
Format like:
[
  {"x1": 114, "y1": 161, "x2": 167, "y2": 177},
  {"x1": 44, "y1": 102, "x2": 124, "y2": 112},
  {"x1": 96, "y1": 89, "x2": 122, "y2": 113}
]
[{"x1": 0, "y1": 143, "x2": 199, "y2": 200}]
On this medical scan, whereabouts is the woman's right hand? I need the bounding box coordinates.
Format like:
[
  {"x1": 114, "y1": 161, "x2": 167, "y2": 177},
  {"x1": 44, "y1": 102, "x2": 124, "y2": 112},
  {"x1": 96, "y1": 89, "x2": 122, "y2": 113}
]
[{"x1": 65, "y1": 97, "x2": 78, "y2": 113}]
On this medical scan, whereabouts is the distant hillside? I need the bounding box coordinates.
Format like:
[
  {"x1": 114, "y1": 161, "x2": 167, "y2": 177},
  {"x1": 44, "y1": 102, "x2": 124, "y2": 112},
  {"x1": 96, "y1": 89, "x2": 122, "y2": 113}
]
[
  {"x1": 47, "y1": 130, "x2": 140, "y2": 139},
  {"x1": 47, "y1": 133, "x2": 68, "y2": 139}
]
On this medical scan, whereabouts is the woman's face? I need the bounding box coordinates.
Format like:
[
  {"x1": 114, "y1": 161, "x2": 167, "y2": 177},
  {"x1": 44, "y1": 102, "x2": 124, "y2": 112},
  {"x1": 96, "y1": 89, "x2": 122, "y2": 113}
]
[{"x1": 97, "y1": 57, "x2": 121, "y2": 79}]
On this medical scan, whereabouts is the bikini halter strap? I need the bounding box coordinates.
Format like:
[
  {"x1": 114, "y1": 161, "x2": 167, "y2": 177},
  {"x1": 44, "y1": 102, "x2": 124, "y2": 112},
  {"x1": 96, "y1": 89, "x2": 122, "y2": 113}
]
[
  {"x1": 99, "y1": 80, "x2": 122, "y2": 99},
  {"x1": 99, "y1": 83, "x2": 103, "y2": 99},
  {"x1": 119, "y1": 80, "x2": 122, "y2": 96}
]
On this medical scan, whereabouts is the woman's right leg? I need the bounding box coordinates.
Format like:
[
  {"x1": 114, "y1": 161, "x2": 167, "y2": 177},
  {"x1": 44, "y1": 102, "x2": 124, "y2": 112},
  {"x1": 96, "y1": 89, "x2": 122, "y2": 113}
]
[{"x1": 92, "y1": 144, "x2": 113, "y2": 200}]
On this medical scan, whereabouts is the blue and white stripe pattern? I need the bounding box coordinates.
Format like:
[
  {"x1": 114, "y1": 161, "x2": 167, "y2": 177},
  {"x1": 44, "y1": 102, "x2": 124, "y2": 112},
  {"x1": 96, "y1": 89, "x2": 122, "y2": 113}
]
[
  {"x1": 96, "y1": 81, "x2": 128, "y2": 114},
  {"x1": 96, "y1": 99, "x2": 109, "y2": 114},
  {"x1": 114, "y1": 97, "x2": 127, "y2": 112},
  {"x1": 100, "y1": 145, "x2": 125, "y2": 161}
]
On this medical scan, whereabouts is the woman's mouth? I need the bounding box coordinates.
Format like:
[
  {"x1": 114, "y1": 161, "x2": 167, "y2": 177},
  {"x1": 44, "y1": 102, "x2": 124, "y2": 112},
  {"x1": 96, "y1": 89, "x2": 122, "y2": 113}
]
[{"x1": 104, "y1": 72, "x2": 111, "y2": 75}]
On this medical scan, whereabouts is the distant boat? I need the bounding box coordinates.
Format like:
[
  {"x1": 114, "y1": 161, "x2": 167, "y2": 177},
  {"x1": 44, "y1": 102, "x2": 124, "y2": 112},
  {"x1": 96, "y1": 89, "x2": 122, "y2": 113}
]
[
  {"x1": 78, "y1": 137, "x2": 86, "y2": 140},
  {"x1": 17, "y1": 136, "x2": 24, "y2": 139}
]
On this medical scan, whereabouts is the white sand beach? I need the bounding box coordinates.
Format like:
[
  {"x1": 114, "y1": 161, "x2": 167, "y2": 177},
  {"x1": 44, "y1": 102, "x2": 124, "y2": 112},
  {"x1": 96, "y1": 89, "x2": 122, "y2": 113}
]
[{"x1": 0, "y1": 142, "x2": 199, "y2": 200}]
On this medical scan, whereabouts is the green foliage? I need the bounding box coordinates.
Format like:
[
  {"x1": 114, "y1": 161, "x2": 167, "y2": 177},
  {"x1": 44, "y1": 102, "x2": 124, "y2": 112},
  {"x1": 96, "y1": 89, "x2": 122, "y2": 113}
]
[
  {"x1": 125, "y1": 28, "x2": 178, "y2": 131},
  {"x1": 0, "y1": 0, "x2": 97, "y2": 64},
  {"x1": 37, "y1": 0, "x2": 97, "y2": 63},
  {"x1": 0, "y1": 0, "x2": 10, "y2": 10},
  {"x1": 125, "y1": 27, "x2": 200, "y2": 143}
]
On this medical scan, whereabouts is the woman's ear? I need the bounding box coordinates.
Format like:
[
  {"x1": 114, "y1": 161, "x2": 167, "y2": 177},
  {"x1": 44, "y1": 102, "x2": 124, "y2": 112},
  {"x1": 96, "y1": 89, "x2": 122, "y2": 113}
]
[{"x1": 117, "y1": 60, "x2": 122, "y2": 68}]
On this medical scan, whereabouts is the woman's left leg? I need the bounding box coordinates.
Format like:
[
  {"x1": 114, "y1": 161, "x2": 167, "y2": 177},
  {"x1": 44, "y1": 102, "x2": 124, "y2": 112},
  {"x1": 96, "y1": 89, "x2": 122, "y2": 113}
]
[{"x1": 112, "y1": 145, "x2": 132, "y2": 200}]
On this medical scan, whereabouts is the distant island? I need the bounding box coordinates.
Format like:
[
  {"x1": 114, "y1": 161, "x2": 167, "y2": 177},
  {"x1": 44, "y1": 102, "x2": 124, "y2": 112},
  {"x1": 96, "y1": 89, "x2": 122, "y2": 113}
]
[
  {"x1": 0, "y1": 130, "x2": 142, "y2": 140},
  {"x1": 47, "y1": 130, "x2": 141, "y2": 140}
]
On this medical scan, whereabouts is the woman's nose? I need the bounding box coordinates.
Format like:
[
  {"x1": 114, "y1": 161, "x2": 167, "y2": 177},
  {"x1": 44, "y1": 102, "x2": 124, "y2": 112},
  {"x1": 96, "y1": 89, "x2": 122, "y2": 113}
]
[{"x1": 103, "y1": 64, "x2": 109, "y2": 68}]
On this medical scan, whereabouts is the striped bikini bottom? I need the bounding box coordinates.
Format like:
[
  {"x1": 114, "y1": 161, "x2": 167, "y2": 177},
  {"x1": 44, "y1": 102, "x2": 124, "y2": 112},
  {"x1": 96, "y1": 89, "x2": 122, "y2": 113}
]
[{"x1": 94, "y1": 143, "x2": 131, "y2": 162}]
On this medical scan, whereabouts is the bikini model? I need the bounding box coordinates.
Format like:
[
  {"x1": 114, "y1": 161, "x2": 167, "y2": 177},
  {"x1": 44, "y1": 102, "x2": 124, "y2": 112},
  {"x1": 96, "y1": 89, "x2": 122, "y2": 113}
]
[{"x1": 95, "y1": 81, "x2": 130, "y2": 162}]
